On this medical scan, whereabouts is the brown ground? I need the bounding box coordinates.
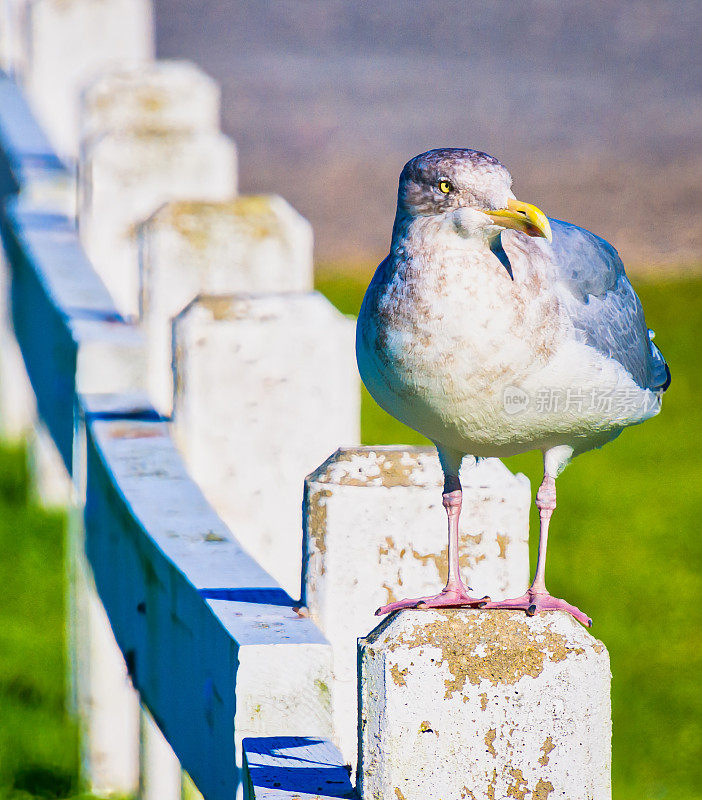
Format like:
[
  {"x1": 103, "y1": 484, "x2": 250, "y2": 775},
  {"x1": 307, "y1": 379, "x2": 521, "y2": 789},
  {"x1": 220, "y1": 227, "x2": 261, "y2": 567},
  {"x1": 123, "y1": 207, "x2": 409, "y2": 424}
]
[{"x1": 153, "y1": 1, "x2": 701, "y2": 272}]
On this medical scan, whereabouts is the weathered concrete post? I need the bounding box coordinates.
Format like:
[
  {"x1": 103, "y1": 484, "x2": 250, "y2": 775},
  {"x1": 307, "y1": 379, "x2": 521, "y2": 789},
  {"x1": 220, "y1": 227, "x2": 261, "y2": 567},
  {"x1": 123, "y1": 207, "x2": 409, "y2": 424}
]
[
  {"x1": 78, "y1": 129, "x2": 237, "y2": 317},
  {"x1": 139, "y1": 196, "x2": 313, "y2": 414},
  {"x1": 19, "y1": 0, "x2": 154, "y2": 159},
  {"x1": 303, "y1": 447, "x2": 530, "y2": 767},
  {"x1": 71, "y1": 404, "x2": 140, "y2": 795},
  {"x1": 0, "y1": 248, "x2": 36, "y2": 439},
  {"x1": 79, "y1": 60, "x2": 222, "y2": 143},
  {"x1": 27, "y1": 419, "x2": 73, "y2": 506},
  {"x1": 71, "y1": 396, "x2": 145, "y2": 798},
  {"x1": 79, "y1": 575, "x2": 141, "y2": 794},
  {"x1": 172, "y1": 293, "x2": 359, "y2": 599},
  {"x1": 139, "y1": 708, "x2": 182, "y2": 800},
  {"x1": 0, "y1": 0, "x2": 22, "y2": 74},
  {"x1": 359, "y1": 609, "x2": 611, "y2": 800}
]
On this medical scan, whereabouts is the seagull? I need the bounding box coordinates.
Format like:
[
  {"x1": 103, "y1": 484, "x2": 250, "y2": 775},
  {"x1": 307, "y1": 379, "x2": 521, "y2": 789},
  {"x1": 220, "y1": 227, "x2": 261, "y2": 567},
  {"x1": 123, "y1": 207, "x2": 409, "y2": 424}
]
[{"x1": 356, "y1": 148, "x2": 670, "y2": 627}]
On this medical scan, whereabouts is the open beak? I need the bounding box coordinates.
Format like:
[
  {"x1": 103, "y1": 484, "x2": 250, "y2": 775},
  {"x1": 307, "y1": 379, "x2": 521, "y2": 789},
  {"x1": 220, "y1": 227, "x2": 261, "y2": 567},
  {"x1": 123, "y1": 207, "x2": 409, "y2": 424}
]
[{"x1": 485, "y1": 198, "x2": 552, "y2": 242}]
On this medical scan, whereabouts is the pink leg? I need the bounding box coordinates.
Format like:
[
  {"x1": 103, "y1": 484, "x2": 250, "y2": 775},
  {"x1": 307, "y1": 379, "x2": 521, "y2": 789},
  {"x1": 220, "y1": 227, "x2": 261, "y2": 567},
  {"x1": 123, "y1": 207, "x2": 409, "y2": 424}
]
[
  {"x1": 486, "y1": 471, "x2": 592, "y2": 627},
  {"x1": 376, "y1": 484, "x2": 490, "y2": 616}
]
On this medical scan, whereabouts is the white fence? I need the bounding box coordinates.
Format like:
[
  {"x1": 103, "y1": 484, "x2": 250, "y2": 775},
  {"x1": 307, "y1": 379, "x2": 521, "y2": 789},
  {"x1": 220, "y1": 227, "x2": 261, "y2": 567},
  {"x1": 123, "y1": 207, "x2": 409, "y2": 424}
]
[{"x1": 0, "y1": 6, "x2": 612, "y2": 798}]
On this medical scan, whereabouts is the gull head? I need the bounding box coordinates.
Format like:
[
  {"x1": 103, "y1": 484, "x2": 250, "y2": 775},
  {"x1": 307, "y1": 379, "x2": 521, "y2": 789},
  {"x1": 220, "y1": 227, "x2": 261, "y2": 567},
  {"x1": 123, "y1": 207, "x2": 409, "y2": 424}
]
[{"x1": 396, "y1": 148, "x2": 551, "y2": 242}]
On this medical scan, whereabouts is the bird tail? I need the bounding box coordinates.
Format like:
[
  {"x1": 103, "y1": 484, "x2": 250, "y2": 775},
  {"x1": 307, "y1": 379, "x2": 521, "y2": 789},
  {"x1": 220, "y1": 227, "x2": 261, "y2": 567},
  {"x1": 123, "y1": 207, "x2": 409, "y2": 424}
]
[{"x1": 648, "y1": 330, "x2": 671, "y2": 394}]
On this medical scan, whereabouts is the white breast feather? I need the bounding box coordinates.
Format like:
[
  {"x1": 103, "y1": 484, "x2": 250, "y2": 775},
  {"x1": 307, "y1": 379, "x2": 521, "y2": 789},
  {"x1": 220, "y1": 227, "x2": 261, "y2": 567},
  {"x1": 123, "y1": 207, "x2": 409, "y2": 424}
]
[{"x1": 357, "y1": 219, "x2": 659, "y2": 458}]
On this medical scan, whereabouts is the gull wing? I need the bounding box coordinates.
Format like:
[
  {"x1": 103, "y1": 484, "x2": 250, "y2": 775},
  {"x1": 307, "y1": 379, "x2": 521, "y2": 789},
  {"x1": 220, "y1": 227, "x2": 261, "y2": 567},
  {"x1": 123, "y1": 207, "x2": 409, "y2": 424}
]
[{"x1": 547, "y1": 219, "x2": 670, "y2": 394}]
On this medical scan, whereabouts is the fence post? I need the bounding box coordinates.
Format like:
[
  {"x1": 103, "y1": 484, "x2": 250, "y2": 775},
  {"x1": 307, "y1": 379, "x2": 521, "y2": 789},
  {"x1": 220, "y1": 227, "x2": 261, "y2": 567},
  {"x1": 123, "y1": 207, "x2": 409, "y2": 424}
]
[
  {"x1": 0, "y1": 0, "x2": 22, "y2": 75},
  {"x1": 172, "y1": 293, "x2": 359, "y2": 599},
  {"x1": 358, "y1": 609, "x2": 611, "y2": 800},
  {"x1": 79, "y1": 573, "x2": 142, "y2": 793},
  {"x1": 71, "y1": 394, "x2": 143, "y2": 797},
  {"x1": 78, "y1": 128, "x2": 237, "y2": 318},
  {"x1": 27, "y1": 419, "x2": 72, "y2": 506},
  {"x1": 82, "y1": 393, "x2": 335, "y2": 800},
  {"x1": 70, "y1": 418, "x2": 141, "y2": 796},
  {"x1": 0, "y1": 247, "x2": 36, "y2": 439},
  {"x1": 19, "y1": 0, "x2": 154, "y2": 160},
  {"x1": 79, "y1": 60, "x2": 222, "y2": 144},
  {"x1": 139, "y1": 196, "x2": 313, "y2": 414},
  {"x1": 139, "y1": 708, "x2": 182, "y2": 800},
  {"x1": 303, "y1": 447, "x2": 530, "y2": 767}
]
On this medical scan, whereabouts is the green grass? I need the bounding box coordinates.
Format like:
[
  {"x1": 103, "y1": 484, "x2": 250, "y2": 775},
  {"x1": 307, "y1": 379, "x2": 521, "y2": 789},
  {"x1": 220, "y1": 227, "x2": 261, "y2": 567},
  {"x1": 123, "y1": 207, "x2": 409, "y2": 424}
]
[
  {"x1": 317, "y1": 268, "x2": 702, "y2": 800},
  {"x1": 0, "y1": 273, "x2": 699, "y2": 800},
  {"x1": 0, "y1": 445, "x2": 79, "y2": 800}
]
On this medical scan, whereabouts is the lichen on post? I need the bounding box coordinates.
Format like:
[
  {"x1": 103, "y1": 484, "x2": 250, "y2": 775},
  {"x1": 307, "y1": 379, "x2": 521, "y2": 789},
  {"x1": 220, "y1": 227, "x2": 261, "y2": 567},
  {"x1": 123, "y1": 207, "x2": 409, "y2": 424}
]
[
  {"x1": 80, "y1": 60, "x2": 221, "y2": 144},
  {"x1": 358, "y1": 609, "x2": 611, "y2": 800}
]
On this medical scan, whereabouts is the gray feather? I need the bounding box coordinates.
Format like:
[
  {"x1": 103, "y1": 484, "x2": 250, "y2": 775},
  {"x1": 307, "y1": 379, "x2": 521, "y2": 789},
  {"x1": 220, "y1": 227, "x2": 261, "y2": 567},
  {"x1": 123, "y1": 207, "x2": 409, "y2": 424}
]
[{"x1": 547, "y1": 219, "x2": 669, "y2": 393}]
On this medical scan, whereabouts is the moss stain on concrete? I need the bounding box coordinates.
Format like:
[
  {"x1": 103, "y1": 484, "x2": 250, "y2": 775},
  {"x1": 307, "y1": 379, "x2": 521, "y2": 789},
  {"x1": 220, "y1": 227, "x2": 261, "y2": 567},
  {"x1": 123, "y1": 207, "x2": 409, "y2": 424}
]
[
  {"x1": 486, "y1": 768, "x2": 497, "y2": 800},
  {"x1": 198, "y1": 295, "x2": 241, "y2": 321},
  {"x1": 382, "y1": 583, "x2": 397, "y2": 604},
  {"x1": 505, "y1": 767, "x2": 528, "y2": 799},
  {"x1": 532, "y1": 778, "x2": 555, "y2": 799},
  {"x1": 314, "y1": 678, "x2": 331, "y2": 712},
  {"x1": 378, "y1": 535, "x2": 396, "y2": 558},
  {"x1": 387, "y1": 610, "x2": 593, "y2": 696},
  {"x1": 538, "y1": 735, "x2": 555, "y2": 766},
  {"x1": 156, "y1": 196, "x2": 282, "y2": 254},
  {"x1": 390, "y1": 663, "x2": 408, "y2": 686},
  {"x1": 312, "y1": 448, "x2": 436, "y2": 487},
  {"x1": 411, "y1": 541, "x2": 483, "y2": 584},
  {"x1": 306, "y1": 488, "x2": 331, "y2": 575},
  {"x1": 485, "y1": 727, "x2": 497, "y2": 757}
]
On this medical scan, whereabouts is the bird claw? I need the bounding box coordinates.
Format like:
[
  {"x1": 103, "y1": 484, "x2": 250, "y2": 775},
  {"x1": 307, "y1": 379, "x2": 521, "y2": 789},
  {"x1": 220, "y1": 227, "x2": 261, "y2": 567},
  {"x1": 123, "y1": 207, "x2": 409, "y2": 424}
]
[
  {"x1": 376, "y1": 587, "x2": 490, "y2": 616},
  {"x1": 485, "y1": 590, "x2": 592, "y2": 627}
]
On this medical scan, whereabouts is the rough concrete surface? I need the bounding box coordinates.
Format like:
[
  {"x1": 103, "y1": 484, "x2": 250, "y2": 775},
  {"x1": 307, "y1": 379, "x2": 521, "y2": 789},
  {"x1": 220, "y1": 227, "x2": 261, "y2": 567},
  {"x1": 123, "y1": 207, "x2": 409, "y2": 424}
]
[{"x1": 359, "y1": 609, "x2": 611, "y2": 800}]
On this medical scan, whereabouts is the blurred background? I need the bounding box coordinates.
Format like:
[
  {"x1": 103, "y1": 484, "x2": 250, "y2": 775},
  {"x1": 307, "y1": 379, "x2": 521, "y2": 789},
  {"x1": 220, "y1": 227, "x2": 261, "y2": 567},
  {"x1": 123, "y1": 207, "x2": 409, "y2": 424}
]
[
  {"x1": 1, "y1": 2, "x2": 700, "y2": 800},
  {"x1": 153, "y1": 0, "x2": 701, "y2": 269}
]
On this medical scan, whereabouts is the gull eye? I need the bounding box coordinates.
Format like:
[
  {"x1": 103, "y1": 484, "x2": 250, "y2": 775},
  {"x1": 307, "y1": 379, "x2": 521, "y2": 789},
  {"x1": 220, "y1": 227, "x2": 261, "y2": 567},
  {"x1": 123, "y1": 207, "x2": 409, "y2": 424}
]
[{"x1": 438, "y1": 179, "x2": 453, "y2": 194}]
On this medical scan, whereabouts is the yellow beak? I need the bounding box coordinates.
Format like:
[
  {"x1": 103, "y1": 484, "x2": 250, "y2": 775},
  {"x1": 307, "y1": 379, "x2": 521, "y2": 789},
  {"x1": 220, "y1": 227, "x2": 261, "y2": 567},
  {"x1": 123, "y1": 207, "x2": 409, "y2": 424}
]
[{"x1": 485, "y1": 198, "x2": 552, "y2": 242}]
